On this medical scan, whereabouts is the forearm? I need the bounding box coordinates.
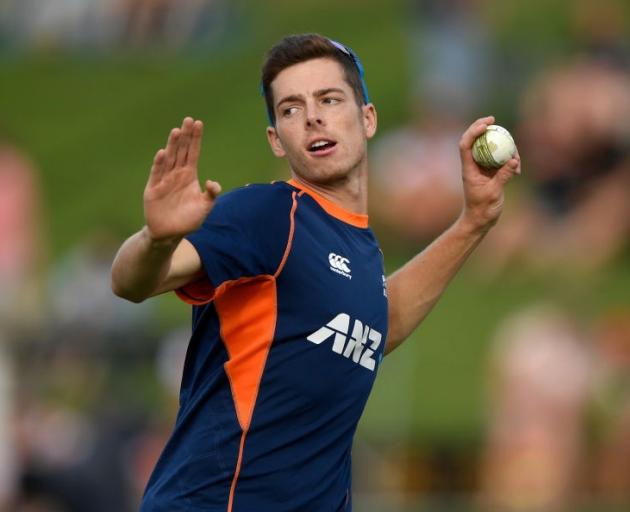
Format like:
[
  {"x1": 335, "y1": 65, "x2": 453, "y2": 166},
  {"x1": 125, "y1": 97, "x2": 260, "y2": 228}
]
[
  {"x1": 111, "y1": 226, "x2": 182, "y2": 303},
  {"x1": 383, "y1": 115, "x2": 520, "y2": 353},
  {"x1": 385, "y1": 215, "x2": 488, "y2": 353}
]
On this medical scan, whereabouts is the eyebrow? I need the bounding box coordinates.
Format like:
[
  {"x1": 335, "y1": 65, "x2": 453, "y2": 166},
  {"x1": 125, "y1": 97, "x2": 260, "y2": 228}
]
[{"x1": 276, "y1": 88, "x2": 347, "y2": 109}]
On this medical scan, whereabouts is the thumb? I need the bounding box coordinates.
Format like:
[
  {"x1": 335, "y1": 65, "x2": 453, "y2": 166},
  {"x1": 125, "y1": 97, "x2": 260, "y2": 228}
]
[{"x1": 205, "y1": 180, "x2": 222, "y2": 198}]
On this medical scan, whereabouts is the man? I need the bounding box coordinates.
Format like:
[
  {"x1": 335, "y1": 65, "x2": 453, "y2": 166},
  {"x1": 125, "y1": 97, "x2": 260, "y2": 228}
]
[{"x1": 111, "y1": 33, "x2": 520, "y2": 512}]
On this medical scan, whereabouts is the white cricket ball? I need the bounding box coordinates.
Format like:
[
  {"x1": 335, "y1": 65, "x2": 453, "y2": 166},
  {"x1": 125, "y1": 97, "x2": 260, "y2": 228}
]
[{"x1": 472, "y1": 124, "x2": 517, "y2": 169}]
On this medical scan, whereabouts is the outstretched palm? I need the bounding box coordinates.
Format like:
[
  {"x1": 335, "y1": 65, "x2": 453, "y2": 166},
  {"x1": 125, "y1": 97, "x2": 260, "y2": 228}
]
[{"x1": 144, "y1": 117, "x2": 221, "y2": 241}]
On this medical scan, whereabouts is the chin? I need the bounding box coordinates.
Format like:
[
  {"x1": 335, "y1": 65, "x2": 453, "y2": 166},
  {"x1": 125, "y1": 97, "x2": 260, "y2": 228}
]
[
  {"x1": 292, "y1": 152, "x2": 364, "y2": 185},
  {"x1": 317, "y1": 158, "x2": 364, "y2": 182},
  {"x1": 308, "y1": 168, "x2": 353, "y2": 186}
]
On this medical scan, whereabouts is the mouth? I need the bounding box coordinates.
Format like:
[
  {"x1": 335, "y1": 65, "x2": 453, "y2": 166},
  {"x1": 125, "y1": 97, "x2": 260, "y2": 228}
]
[{"x1": 307, "y1": 138, "x2": 337, "y2": 156}]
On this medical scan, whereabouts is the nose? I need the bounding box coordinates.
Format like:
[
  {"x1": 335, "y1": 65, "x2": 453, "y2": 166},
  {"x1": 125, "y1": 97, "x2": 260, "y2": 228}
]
[
  {"x1": 305, "y1": 115, "x2": 324, "y2": 128},
  {"x1": 305, "y1": 104, "x2": 324, "y2": 128}
]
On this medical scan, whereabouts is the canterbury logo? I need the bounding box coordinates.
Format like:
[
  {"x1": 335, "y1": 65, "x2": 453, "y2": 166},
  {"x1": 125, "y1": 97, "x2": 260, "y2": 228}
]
[
  {"x1": 306, "y1": 313, "x2": 382, "y2": 371},
  {"x1": 328, "y1": 253, "x2": 351, "y2": 279}
]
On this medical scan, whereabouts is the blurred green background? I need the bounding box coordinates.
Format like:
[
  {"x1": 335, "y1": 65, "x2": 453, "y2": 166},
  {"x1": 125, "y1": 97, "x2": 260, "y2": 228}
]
[{"x1": 1, "y1": 0, "x2": 629, "y2": 510}]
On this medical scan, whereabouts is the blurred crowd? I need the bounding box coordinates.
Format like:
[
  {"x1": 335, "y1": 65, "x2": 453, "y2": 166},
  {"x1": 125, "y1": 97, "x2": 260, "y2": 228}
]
[
  {"x1": 367, "y1": 0, "x2": 630, "y2": 510},
  {"x1": 481, "y1": 305, "x2": 630, "y2": 511},
  {"x1": 0, "y1": 0, "x2": 231, "y2": 51},
  {"x1": 1, "y1": 0, "x2": 629, "y2": 510},
  {"x1": 0, "y1": 3, "x2": 233, "y2": 505},
  {"x1": 0, "y1": 134, "x2": 183, "y2": 510},
  {"x1": 371, "y1": 0, "x2": 630, "y2": 272}
]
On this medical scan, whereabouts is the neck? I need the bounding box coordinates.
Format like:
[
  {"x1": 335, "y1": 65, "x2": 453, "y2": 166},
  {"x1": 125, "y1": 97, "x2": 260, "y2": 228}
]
[{"x1": 290, "y1": 165, "x2": 369, "y2": 216}]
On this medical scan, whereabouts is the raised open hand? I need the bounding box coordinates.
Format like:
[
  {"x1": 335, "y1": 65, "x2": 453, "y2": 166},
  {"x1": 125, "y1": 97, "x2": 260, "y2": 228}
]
[
  {"x1": 143, "y1": 117, "x2": 221, "y2": 241},
  {"x1": 458, "y1": 116, "x2": 521, "y2": 231}
]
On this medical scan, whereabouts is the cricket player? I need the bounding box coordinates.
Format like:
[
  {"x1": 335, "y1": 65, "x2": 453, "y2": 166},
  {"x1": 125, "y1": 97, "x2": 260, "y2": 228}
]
[{"x1": 111, "y1": 33, "x2": 520, "y2": 512}]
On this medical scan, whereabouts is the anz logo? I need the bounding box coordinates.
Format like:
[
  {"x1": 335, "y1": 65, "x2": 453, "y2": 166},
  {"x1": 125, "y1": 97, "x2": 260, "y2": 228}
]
[
  {"x1": 306, "y1": 313, "x2": 382, "y2": 371},
  {"x1": 328, "y1": 252, "x2": 351, "y2": 279}
]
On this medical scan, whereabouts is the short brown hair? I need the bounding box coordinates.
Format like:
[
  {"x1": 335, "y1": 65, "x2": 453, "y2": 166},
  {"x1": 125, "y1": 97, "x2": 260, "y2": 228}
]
[{"x1": 261, "y1": 33, "x2": 368, "y2": 125}]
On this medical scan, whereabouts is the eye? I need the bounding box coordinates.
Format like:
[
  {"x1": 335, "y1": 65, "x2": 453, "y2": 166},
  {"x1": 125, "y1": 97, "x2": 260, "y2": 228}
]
[
  {"x1": 322, "y1": 97, "x2": 341, "y2": 105},
  {"x1": 282, "y1": 106, "x2": 299, "y2": 117}
]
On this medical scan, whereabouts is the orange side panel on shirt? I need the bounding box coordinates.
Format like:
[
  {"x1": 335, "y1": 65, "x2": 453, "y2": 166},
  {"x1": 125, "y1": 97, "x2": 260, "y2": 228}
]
[{"x1": 214, "y1": 275, "x2": 277, "y2": 431}]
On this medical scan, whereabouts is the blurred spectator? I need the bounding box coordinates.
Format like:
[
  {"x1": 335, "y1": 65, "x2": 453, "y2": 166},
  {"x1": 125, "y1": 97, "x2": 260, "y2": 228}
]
[
  {"x1": 569, "y1": 0, "x2": 630, "y2": 68},
  {"x1": 369, "y1": 110, "x2": 464, "y2": 246},
  {"x1": 409, "y1": 0, "x2": 493, "y2": 117},
  {"x1": 47, "y1": 229, "x2": 154, "y2": 338},
  {"x1": 589, "y1": 309, "x2": 630, "y2": 502},
  {"x1": 0, "y1": 345, "x2": 16, "y2": 511},
  {"x1": 480, "y1": 305, "x2": 592, "y2": 511},
  {"x1": 370, "y1": 0, "x2": 495, "y2": 247},
  {"x1": 476, "y1": 55, "x2": 630, "y2": 275},
  {"x1": 14, "y1": 396, "x2": 138, "y2": 512},
  {"x1": 126, "y1": 327, "x2": 188, "y2": 504},
  {"x1": 4, "y1": 230, "x2": 166, "y2": 509},
  {"x1": 0, "y1": 134, "x2": 44, "y2": 509},
  {"x1": 0, "y1": 136, "x2": 44, "y2": 330}
]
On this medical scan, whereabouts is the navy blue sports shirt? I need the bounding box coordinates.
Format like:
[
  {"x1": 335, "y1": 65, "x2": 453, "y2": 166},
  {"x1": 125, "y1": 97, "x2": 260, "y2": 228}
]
[{"x1": 140, "y1": 179, "x2": 388, "y2": 512}]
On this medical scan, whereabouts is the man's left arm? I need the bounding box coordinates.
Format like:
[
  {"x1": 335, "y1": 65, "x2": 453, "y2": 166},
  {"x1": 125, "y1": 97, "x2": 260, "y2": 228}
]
[{"x1": 385, "y1": 116, "x2": 521, "y2": 354}]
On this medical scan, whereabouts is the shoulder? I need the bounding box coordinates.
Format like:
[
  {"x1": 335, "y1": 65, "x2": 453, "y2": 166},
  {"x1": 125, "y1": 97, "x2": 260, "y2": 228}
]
[
  {"x1": 203, "y1": 182, "x2": 297, "y2": 242},
  {"x1": 211, "y1": 181, "x2": 295, "y2": 220}
]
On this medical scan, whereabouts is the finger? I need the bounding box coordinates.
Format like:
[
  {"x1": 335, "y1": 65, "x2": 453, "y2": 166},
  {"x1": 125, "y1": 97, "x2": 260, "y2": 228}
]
[
  {"x1": 512, "y1": 154, "x2": 522, "y2": 175},
  {"x1": 148, "y1": 148, "x2": 166, "y2": 185},
  {"x1": 513, "y1": 148, "x2": 522, "y2": 173},
  {"x1": 506, "y1": 145, "x2": 521, "y2": 175},
  {"x1": 493, "y1": 157, "x2": 520, "y2": 186},
  {"x1": 187, "y1": 120, "x2": 204, "y2": 166},
  {"x1": 164, "y1": 128, "x2": 180, "y2": 170},
  {"x1": 459, "y1": 115, "x2": 495, "y2": 164},
  {"x1": 176, "y1": 117, "x2": 194, "y2": 167},
  {"x1": 204, "y1": 180, "x2": 222, "y2": 199}
]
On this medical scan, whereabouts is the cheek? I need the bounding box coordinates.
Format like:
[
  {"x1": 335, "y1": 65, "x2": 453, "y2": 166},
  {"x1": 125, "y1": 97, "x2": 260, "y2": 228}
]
[
  {"x1": 276, "y1": 124, "x2": 301, "y2": 154},
  {"x1": 340, "y1": 117, "x2": 366, "y2": 150},
  {"x1": 342, "y1": 107, "x2": 366, "y2": 135}
]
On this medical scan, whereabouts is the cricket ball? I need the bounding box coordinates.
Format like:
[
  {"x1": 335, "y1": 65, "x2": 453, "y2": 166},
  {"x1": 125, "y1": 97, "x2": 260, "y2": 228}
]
[{"x1": 472, "y1": 125, "x2": 516, "y2": 169}]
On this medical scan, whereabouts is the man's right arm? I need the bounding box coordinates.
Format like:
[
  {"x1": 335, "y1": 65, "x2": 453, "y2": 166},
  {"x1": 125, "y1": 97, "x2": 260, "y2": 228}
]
[
  {"x1": 111, "y1": 116, "x2": 220, "y2": 303},
  {"x1": 111, "y1": 230, "x2": 203, "y2": 303}
]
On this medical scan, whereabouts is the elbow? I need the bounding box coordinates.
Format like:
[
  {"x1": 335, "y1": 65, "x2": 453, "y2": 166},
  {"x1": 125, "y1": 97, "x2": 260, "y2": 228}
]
[
  {"x1": 383, "y1": 329, "x2": 404, "y2": 356},
  {"x1": 111, "y1": 275, "x2": 147, "y2": 304}
]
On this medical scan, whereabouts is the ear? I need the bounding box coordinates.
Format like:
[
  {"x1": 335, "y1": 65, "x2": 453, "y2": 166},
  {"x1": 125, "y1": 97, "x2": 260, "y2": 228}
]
[
  {"x1": 266, "y1": 126, "x2": 286, "y2": 157},
  {"x1": 362, "y1": 103, "x2": 377, "y2": 139}
]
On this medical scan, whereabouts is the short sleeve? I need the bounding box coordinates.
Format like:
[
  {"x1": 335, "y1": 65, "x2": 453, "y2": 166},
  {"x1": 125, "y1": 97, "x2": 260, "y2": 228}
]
[{"x1": 176, "y1": 184, "x2": 294, "y2": 304}]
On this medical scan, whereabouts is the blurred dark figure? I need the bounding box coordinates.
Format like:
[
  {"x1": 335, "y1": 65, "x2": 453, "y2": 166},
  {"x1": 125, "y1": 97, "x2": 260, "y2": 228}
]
[
  {"x1": 15, "y1": 399, "x2": 134, "y2": 512},
  {"x1": 480, "y1": 305, "x2": 592, "y2": 511}
]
